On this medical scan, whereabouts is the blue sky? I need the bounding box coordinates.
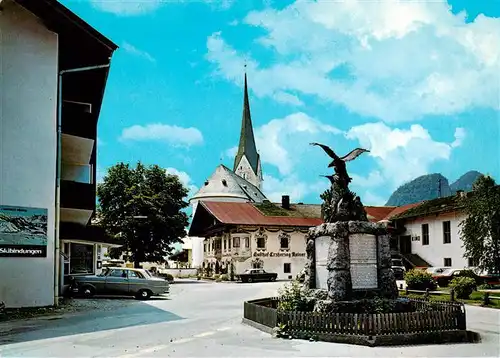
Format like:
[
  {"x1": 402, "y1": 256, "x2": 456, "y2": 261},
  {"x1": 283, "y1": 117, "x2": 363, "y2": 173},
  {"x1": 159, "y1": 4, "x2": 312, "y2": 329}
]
[{"x1": 62, "y1": 0, "x2": 500, "y2": 206}]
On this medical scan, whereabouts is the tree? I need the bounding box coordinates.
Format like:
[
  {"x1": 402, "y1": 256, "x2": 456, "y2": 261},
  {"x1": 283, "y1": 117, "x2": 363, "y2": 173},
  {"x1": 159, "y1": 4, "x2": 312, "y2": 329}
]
[
  {"x1": 460, "y1": 175, "x2": 500, "y2": 274},
  {"x1": 97, "y1": 162, "x2": 189, "y2": 268}
]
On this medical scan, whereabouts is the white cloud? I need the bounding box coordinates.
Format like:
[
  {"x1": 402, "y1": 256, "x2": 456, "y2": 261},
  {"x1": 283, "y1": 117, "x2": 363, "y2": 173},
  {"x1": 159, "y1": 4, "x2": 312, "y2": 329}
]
[
  {"x1": 120, "y1": 123, "x2": 203, "y2": 146},
  {"x1": 165, "y1": 167, "x2": 198, "y2": 198},
  {"x1": 451, "y1": 127, "x2": 467, "y2": 148},
  {"x1": 254, "y1": 112, "x2": 341, "y2": 175},
  {"x1": 263, "y1": 174, "x2": 326, "y2": 203},
  {"x1": 207, "y1": 1, "x2": 500, "y2": 122},
  {"x1": 362, "y1": 191, "x2": 388, "y2": 206},
  {"x1": 90, "y1": 0, "x2": 163, "y2": 15},
  {"x1": 346, "y1": 122, "x2": 466, "y2": 190},
  {"x1": 272, "y1": 91, "x2": 304, "y2": 106},
  {"x1": 225, "y1": 146, "x2": 238, "y2": 159},
  {"x1": 122, "y1": 42, "x2": 156, "y2": 62}
]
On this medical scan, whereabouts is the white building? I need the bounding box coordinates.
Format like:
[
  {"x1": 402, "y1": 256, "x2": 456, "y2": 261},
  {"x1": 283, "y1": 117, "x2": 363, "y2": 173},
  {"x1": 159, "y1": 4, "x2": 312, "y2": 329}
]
[
  {"x1": 189, "y1": 199, "x2": 321, "y2": 279},
  {"x1": 0, "y1": 0, "x2": 117, "y2": 308},
  {"x1": 390, "y1": 192, "x2": 475, "y2": 269},
  {"x1": 186, "y1": 72, "x2": 267, "y2": 267}
]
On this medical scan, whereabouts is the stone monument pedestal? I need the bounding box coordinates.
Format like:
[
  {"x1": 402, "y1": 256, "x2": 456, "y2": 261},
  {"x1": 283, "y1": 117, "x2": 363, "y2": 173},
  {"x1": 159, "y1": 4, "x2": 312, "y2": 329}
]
[{"x1": 304, "y1": 221, "x2": 398, "y2": 301}]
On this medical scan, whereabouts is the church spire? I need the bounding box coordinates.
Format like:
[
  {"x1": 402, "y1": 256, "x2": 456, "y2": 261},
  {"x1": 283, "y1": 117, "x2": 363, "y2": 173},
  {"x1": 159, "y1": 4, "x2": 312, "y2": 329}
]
[{"x1": 233, "y1": 69, "x2": 260, "y2": 177}]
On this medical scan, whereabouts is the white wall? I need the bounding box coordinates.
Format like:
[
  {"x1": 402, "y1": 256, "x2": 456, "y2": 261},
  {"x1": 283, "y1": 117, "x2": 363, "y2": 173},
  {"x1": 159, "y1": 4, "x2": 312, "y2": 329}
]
[
  {"x1": 404, "y1": 212, "x2": 469, "y2": 268},
  {"x1": 0, "y1": 2, "x2": 58, "y2": 307},
  {"x1": 234, "y1": 155, "x2": 261, "y2": 189},
  {"x1": 205, "y1": 229, "x2": 308, "y2": 280}
]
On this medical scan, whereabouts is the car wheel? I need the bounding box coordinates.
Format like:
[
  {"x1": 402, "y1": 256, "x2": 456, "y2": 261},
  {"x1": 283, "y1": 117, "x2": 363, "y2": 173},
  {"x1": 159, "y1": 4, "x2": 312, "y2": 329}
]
[
  {"x1": 270, "y1": 277, "x2": 276, "y2": 282},
  {"x1": 247, "y1": 277, "x2": 253, "y2": 283},
  {"x1": 136, "y1": 289, "x2": 152, "y2": 300},
  {"x1": 80, "y1": 286, "x2": 95, "y2": 298}
]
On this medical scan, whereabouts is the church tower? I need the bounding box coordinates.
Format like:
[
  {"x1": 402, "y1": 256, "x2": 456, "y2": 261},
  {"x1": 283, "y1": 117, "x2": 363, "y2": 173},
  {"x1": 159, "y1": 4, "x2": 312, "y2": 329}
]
[{"x1": 233, "y1": 72, "x2": 263, "y2": 189}]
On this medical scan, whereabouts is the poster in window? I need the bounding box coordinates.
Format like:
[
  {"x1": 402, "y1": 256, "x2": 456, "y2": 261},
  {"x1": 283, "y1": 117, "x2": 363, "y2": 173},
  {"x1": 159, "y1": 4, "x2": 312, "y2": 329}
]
[{"x1": 0, "y1": 205, "x2": 48, "y2": 257}]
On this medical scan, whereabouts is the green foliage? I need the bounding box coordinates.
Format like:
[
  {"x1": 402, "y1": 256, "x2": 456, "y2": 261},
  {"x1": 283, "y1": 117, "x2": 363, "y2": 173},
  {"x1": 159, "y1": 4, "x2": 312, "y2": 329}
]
[
  {"x1": 459, "y1": 175, "x2": 500, "y2": 275},
  {"x1": 220, "y1": 274, "x2": 229, "y2": 281},
  {"x1": 404, "y1": 269, "x2": 437, "y2": 291},
  {"x1": 97, "y1": 162, "x2": 189, "y2": 267},
  {"x1": 254, "y1": 201, "x2": 289, "y2": 216},
  {"x1": 213, "y1": 274, "x2": 220, "y2": 280},
  {"x1": 450, "y1": 277, "x2": 476, "y2": 299},
  {"x1": 277, "y1": 280, "x2": 314, "y2": 312}
]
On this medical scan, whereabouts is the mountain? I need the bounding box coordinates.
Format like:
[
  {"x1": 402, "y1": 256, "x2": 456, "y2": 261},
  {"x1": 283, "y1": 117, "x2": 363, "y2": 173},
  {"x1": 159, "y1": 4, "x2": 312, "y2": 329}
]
[
  {"x1": 450, "y1": 171, "x2": 483, "y2": 193},
  {"x1": 386, "y1": 173, "x2": 451, "y2": 206},
  {"x1": 385, "y1": 171, "x2": 485, "y2": 206}
]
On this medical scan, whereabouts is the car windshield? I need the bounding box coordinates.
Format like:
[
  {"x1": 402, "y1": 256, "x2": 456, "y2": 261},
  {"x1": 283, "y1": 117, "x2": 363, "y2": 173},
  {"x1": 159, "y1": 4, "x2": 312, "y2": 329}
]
[
  {"x1": 244, "y1": 269, "x2": 252, "y2": 273},
  {"x1": 392, "y1": 260, "x2": 403, "y2": 266},
  {"x1": 440, "y1": 269, "x2": 454, "y2": 276}
]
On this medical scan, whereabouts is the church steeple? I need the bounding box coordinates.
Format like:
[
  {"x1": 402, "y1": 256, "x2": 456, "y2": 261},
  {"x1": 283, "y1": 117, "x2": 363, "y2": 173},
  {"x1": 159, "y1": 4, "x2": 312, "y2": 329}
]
[{"x1": 233, "y1": 70, "x2": 262, "y2": 189}]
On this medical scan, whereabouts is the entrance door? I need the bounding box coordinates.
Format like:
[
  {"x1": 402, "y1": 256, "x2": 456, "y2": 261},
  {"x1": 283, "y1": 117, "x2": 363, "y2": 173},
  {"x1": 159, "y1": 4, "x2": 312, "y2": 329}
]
[{"x1": 399, "y1": 236, "x2": 412, "y2": 255}]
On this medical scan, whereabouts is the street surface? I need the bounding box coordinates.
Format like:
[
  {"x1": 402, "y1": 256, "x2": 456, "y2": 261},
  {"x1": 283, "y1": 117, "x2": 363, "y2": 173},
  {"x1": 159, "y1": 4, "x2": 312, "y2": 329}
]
[{"x1": 0, "y1": 280, "x2": 499, "y2": 357}]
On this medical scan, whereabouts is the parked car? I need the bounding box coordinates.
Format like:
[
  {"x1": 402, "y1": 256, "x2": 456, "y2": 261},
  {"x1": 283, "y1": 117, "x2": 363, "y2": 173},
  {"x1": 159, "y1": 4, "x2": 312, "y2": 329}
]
[
  {"x1": 69, "y1": 267, "x2": 170, "y2": 300},
  {"x1": 391, "y1": 258, "x2": 406, "y2": 280},
  {"x1": 432, "y1": 268, "x2": 467, "y2": 287},
  {"x1": 425, "y1": 267, "x2": 447, "y2": 275},
  {"x1": 237, "y1": 269, "x2": 278, "y2": 283}
]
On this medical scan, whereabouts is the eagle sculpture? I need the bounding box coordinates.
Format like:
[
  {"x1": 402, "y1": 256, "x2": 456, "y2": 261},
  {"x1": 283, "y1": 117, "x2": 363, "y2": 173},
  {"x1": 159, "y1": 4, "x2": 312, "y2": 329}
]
[{"x1": 311, "y1": 143, "x2": 370, "y2": 186}]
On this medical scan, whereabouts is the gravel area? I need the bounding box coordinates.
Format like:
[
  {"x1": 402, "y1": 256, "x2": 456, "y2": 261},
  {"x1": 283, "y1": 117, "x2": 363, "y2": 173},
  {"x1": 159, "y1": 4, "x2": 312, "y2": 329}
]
[{"x1": 1, "y1": 297, "x2": 141, "y2": 324}]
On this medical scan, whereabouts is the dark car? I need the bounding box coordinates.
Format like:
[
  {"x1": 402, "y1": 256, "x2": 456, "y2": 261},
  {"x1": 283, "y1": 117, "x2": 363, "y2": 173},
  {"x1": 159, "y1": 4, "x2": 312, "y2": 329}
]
[
  {"x1": 69, "y1": 267, "x2": 170, "y2": 300},
  {"x1": 237, "y1": 269, "x2": 278, "y2": 283}
]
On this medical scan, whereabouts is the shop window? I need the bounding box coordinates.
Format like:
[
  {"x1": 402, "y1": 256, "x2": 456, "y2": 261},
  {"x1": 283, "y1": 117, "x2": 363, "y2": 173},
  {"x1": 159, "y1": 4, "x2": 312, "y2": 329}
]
[
  {"x1": 444, "y1": 258, "x2": 452, "y2": 267},
  {"x1": 70, "y1": 243, "x2": 94, "y2": 275},
  {"x1": 422, "y1": 224, "x2": 429, "y2": 245},
  {"x1": 284, "y1": 263, "x2": 291, "y2": 274},
  {"x1": 233, "y1": 237, "x2": 240, "y2": 248},
  {"x1": 443, "y1": 221, "x2": 451, "y2": 244}
]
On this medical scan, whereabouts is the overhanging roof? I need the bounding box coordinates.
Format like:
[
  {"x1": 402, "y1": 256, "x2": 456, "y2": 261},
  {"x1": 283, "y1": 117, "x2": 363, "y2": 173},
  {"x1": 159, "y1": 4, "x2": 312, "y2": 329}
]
[{"x1": 14, "y1": 0, "x2": 117, "y2": 51}]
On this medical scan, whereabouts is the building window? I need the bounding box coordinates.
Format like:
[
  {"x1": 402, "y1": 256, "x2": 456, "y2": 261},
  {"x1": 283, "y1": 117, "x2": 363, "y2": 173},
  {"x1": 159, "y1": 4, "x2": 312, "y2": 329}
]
[
  {"x1": 228, "y1": 238, "x2": 232, "y2": 249},
  {"x1": 422, "y1": 224, "x2": 429, "y2": 245},
  {"x1": 257, "y1": 236, "x2": 266, "y2": 249},
  {"x1": 245, "y1": 237, "x2": 250, "y2": 248},
  {"x1": 468, "y1": 258, "x2": 478, "y2": 267},
  {"x1": 443, "y1": 221, "x2": 451, "y2": 244},
  {"x1": 223, "y1": 240, "x2": 227, "y2": 251},
  {"x1": 284, "y1": 263, "x2": 291, "y2": 274},
  {"x1": 280, "y1": 233, "x2": 290, "y2": 249},
  {"x1": 444, "y1": 258, "x2": 452, "y2": 267},
  {"x1": 204, "y1": 244, "x2": 206, "y2": 252},
  {"x1": 233, "y1": 237, "x2": 240, "y2": 248},
  {"x1": 70, "y1": 243, "x2": 94, "y2": 274}
]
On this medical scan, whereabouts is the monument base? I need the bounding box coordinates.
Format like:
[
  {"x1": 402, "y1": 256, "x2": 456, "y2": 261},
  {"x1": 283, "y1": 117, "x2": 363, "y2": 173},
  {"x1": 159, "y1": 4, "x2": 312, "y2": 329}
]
[{"x1": 304, "y1": 221, "x2": 398, "y2": 301}]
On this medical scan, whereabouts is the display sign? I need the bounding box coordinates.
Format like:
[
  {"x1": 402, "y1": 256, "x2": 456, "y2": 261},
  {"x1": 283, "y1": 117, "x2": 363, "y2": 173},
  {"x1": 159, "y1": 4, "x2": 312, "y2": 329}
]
[
  {"x1": 349, "y1": 234, "x2": 378, "y2": 289},
  {"x1": 253, "y1": 251, "x2": 305, "y2": 258},
  {"x1": 0, "y1": 205, "x2": 48, "y2": 257}
]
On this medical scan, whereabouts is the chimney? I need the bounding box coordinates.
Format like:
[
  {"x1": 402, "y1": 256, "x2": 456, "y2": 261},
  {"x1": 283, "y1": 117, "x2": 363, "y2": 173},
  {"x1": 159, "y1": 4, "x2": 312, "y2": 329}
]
[{"x1": 281, "y1": 195, "x2": 290, "y2": 210}]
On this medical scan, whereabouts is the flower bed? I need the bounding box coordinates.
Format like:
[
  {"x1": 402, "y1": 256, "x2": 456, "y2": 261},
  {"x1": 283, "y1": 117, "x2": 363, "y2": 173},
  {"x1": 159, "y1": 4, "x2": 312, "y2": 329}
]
[{"x1": 242, "y1": 297, "x2": 474, "y2": 346}]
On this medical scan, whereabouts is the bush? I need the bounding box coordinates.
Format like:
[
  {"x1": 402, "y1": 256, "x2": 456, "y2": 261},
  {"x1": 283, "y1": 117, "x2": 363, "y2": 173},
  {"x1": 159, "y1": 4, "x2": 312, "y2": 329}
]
[
  {"x1": 277, "y1": 280, "x2": 314, "y2": 312},
  {"x1": 450, "y1": 277, "x2": 476, "y2": 299},
  {"x1": 220, "y1": 274, "x2": 229, "y2": 281},
  {"x1": 404, "y1": 269, "x2": 437, "y2": 291},
  {"x1": 458, "y1": 269, "x2": 482, "y2": 286},
  {"x1": 212, "y1": 274, "x2": 220, "y2": 280}
]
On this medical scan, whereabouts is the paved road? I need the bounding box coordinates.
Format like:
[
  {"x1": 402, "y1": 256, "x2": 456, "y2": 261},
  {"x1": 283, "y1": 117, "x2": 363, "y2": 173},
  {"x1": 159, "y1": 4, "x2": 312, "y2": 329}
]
[{"x1": 0, "y1": 280, "x2": 499, "y2": 357}]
